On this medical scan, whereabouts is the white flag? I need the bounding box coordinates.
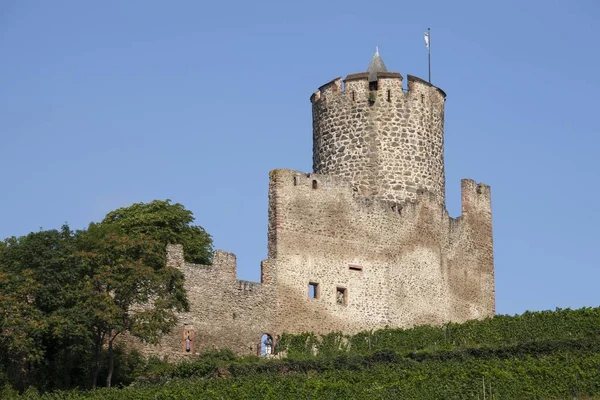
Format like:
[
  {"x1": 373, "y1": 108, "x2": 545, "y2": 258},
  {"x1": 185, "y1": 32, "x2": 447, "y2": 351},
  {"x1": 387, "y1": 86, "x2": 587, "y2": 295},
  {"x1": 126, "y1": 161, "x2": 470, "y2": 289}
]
[{"x1": 424, "y1": 31, "x2": 430, "y2": 49}]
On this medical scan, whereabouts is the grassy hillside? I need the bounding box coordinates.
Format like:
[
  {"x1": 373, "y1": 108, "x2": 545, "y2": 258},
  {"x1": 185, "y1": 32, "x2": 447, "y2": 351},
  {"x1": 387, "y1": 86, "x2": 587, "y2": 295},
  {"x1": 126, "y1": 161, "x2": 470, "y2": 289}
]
[{"x1": 5, "y1": 307, "x2": 600, "y2": 399}]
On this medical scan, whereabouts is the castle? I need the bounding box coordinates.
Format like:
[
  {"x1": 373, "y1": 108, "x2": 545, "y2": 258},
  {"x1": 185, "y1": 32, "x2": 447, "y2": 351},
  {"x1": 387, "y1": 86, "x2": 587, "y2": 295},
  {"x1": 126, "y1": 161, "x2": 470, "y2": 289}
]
[{"x1": 146, "y1": 50, "x2": 495, "y2": 358}]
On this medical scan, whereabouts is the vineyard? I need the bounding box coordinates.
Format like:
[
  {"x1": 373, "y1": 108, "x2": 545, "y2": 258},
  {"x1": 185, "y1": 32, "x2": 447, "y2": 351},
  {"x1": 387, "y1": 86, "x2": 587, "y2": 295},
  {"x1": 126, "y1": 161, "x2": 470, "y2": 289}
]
[{"x1": 5, "y1": 307, "x2": 600, "y2": 399}]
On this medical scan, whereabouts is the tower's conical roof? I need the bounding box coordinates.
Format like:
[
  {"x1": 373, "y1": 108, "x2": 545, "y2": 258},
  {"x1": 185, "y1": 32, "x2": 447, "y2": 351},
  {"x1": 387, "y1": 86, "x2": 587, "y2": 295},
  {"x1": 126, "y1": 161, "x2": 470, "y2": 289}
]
[{"x1": 367, "y1": 47, "x2": 387, "y2": 82}]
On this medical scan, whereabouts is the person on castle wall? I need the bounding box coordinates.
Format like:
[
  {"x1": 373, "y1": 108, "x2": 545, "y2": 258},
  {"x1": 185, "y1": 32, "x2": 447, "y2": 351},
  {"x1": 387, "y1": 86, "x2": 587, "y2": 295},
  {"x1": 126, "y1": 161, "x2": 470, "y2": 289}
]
[
  {"x1": 185, "y1": 332, "x2": 192, "y2": 353},
  {"x1": 264, "y1": 335, "x2": 273, "y2": 355}
]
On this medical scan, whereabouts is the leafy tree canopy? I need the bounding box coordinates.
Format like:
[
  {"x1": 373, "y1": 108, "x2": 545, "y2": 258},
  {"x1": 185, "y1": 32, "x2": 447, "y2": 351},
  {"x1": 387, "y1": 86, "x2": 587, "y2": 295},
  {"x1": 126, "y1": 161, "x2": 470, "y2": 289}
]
[
  {"x1": 0, "y1": 200, "x2": 211, "y2": 391},
  {"x1": 76, "y1": 222, "x2": 189, "y2": 388},
  {"x1": 101, "y1": 199, "x2": 213, "y2": 264}
]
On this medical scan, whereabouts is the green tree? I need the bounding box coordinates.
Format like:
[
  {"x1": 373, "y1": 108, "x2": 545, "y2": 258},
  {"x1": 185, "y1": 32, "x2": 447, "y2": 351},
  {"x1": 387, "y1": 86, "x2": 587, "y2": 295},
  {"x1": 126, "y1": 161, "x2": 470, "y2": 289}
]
[
  {"x1": 76, "y1": 223, "x2": 188, "y2": 388},
  {"x1": 101, "y1": 199, "x2": 213, "y2": 264},
  {"x1": 0, "y1": 200, "x2": 210, "y2": 391},
  {"x1": 0, "y1": 227, "x2": 90, "y2": 391}
]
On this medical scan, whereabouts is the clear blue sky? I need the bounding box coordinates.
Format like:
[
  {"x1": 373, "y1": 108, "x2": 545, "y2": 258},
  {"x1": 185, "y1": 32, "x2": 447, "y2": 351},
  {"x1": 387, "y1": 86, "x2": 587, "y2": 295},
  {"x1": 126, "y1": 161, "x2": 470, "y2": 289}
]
[{"x1": 1, "y1": 1, "x2": 599, "y2": 316}]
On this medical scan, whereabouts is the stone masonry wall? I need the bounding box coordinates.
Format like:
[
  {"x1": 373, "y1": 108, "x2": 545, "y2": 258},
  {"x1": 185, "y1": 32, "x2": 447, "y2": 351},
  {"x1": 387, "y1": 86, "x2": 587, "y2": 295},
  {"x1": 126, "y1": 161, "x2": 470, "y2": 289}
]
[
  {"x1": 136, "y1": 245, "x2": 275, "y2": 360},
  {"x1": 138, "y1": 169, "x2": 493, "y2": 360},
  {"x1": 312, "y1": 73, "x2": 446, "y2": 205},
  {"x1": 267, "y1": 169, "x2": 494, "y2": 336}
]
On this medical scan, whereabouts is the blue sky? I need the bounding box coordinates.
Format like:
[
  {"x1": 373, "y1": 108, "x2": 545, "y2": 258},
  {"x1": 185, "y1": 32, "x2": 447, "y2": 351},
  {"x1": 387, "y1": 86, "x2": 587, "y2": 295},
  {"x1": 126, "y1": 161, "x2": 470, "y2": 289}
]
[{"x1": 1, "y1": 1, "x2": 599, "y2": 316}]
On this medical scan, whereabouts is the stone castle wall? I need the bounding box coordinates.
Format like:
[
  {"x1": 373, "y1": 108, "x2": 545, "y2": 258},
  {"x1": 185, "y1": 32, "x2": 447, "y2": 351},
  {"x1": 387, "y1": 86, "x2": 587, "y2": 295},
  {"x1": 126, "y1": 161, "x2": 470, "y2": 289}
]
[
  {"x1": 139, "y1": 169, "x2": 493, "y2": 360},
  {"x1": 312, "y1": 74, "x2": 446, "y2": 204},
  {"x1": 267, "y1": 169, "x2": 494, "y2": 335},
  {"x1": 133, "y1": 67, "x2": 494, "y2": 360},
  {"x1": 135, "y1": 246, "x2": 275, "y2": 360}
]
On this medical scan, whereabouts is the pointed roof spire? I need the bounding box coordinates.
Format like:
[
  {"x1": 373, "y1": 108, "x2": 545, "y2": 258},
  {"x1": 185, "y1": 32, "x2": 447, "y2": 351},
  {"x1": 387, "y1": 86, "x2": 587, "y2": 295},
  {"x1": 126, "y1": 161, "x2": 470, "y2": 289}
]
[{"x1": 367, "y1": 47, "x2": 387, "y2": 82}]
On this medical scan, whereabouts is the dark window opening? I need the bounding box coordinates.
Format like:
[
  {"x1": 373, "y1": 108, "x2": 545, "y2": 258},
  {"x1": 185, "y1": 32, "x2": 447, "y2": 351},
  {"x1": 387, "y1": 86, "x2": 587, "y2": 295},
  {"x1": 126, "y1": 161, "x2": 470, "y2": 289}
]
[
  {"x1": 369, "y1": 80, "x2": 378, "y2": 91},
  {"x1": 336, "y1": 287, "x2": 347, "y2": 306},
  {"x1": 387, "y1": 89, "x2": 391, "y2": 102},
  {"x1": 293, "y1": 176, "x2": 298, "y2": 186},
  {"x1": 351, "y1": 91, "x2": 355, "y2": 101},
  {"x1": 348, "y1": 264, "x2": 363, "y2": 272},
  {"x1": 309, "y1": 282, "x2": 319, "y2": 299},
  {"x1": 312, "y1": 180, "x2": 318, "y2": 189},
  {"x1": 391, "y1": 205, "x2": 402, "y2": 214}
]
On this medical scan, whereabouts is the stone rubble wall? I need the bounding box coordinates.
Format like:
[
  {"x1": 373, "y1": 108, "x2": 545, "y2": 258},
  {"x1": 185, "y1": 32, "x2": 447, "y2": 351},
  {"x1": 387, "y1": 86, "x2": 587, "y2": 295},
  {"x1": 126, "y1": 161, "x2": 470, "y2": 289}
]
[
  {"x1": 312, "y1": 73, "x2": 446, "y2": 205},
  {"x1": 135, "y1": 245, "x2": 275, "y2": 360},
  {"x1": 135, "y1": 170, "x2": 493, "y2": 360}
]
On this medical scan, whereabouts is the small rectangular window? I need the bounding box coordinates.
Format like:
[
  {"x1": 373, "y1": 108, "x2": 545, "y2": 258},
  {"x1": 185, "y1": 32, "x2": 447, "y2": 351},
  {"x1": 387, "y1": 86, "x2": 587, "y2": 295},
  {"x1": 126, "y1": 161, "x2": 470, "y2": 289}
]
[
  {"x1": 336, "y1": 287, "x2": 347, "y2": 306},
  {"x1": 308, "y1": 282, "x2": 319, "y2": 299},
  {"x1": 348, "y1": 264, "x2": 362, "y2": 272}
]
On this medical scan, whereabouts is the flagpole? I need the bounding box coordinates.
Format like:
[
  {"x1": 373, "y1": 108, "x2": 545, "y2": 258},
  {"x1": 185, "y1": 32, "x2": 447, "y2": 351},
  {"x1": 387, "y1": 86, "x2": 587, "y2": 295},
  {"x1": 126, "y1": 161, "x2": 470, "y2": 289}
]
[{"x1": 428, "y1": 28, "x2": 431, "y2": 84}]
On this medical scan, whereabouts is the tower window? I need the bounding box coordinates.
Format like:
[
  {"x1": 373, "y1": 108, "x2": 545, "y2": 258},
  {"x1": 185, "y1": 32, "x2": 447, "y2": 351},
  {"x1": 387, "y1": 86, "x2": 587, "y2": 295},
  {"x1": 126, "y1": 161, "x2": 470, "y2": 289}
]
[
  {"x1": 387, "y1": 90, "x2": 391, "y2": 102},
  {"x1": 336, "y1": 287, "x2": 347, "y2": 306},
  {"x1": 308, "y1": 282, "x2": 319, "y2": 299},
  {"x1": 348, "y1": 264, "x2": 363, "y2": 272},
  {"x1": 312, "y1": 180, "x2": 318, "y2": 189},
  {"x1": 369, "y1": 81, "x2": 378, "y2": 91},
  {"x1": 293, "y1": 176, "x2": 298, "y2": 186}
]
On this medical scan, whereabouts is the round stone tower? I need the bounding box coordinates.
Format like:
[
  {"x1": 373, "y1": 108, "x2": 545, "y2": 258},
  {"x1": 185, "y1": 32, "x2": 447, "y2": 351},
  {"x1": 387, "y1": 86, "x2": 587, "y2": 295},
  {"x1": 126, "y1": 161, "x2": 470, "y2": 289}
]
[{"x1": 310, "y1": 49, "x2": 447, "y2": 204}]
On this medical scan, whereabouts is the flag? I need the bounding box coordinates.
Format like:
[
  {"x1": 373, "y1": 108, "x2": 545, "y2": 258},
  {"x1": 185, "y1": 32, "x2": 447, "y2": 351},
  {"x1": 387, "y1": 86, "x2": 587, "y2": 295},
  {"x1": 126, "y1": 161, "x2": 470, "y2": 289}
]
[{"x1": 424, "y1": 30, "x2": 430, "y2": 50}]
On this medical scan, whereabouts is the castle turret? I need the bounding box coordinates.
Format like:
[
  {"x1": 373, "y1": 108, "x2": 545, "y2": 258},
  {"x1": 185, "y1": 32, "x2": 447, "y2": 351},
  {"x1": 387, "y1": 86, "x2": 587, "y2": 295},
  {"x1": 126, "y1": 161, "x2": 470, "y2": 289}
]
[{"x1": 311, "y1": 49, "x2": 447, "y2": 204}]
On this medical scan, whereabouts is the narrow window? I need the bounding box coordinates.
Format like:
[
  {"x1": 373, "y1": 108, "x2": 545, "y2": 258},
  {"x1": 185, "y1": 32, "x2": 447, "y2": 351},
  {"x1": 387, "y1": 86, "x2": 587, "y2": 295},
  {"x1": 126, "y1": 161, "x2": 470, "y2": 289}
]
[
  {"x1": 293, "y1": 176, "x2": 298, "y2": 186},
  {"x1": 387, "y1": 89, "x2": 391, "y2": 102},
  {"x1": 348, "y1": 264, "x2": 362, "y2": 272},
  {"x1": 336, "y1": 287, "x2": 347, "y2": 306},
  {"x1": 312, "y1": 180, "x2": 318, "y2": 189},
  {"x1": 351, "y1": 91, "x2": 355, "y2": 101},
  {"x1": 308, "y1": 282, "x2": 319, "y2": 299}
]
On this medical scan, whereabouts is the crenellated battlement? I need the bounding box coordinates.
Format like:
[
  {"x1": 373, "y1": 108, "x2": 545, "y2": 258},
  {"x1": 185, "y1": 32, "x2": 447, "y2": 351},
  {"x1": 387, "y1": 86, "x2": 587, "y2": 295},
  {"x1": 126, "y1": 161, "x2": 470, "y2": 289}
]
[
  {"x1": 406, "y1": 75, "x2": 446, "y2": 101},
  {"x1": 461, "y1": 178, "x2": 492, "y2": 216},
  {"x1": 166, "y1": 245, "x2": 273, "y2": 295},
  {"x1": 310, "y1": 73, "x2": 445, "y2": 108}
]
